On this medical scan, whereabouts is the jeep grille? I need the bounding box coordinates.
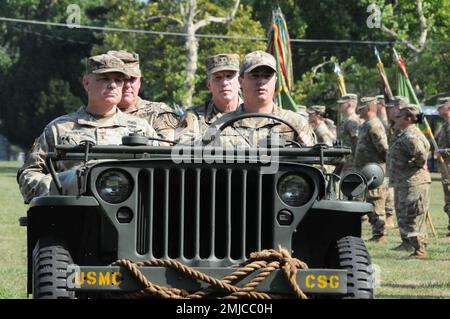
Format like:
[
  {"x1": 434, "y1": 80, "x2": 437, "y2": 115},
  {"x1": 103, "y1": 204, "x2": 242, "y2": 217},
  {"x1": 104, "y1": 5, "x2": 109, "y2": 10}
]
[{"x1": 135, "y1": 166, "x2": 274, "y2": 264}]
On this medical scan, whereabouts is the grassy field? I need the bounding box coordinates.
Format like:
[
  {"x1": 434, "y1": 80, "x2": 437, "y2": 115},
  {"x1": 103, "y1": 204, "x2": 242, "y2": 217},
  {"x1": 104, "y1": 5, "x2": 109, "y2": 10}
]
[{"x1": 0, "y1": 161, "x2": 449, "y2": 299}]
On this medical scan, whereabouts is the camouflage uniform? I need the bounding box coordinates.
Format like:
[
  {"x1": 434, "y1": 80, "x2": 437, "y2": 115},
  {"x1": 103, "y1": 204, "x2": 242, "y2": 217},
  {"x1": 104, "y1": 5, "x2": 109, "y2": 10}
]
[
  {"x1": 121, "y1": 96, "x2": 180, "y2": 141},
  {"x1": 205, "y1": 104, "x2": 315, "y2": 147},
  {"x1": 354, "y1": 97, "x2": 389, "y2": 239},
  {"x1": 336, "y1": 94, "x2": 361, "y2": 177},
  {"x1": 435, "y1": 97, "x2": 450, "y2": 232},
  {"x1": 17, "y1": 107, "x2": 158, "y2": 203},
  {"x1": 181, "y1": 53, "x2": 241, "y2": 144},
  {"x1": 389, "y1": 104, "x2": 431, "y2": 256},
  {"x1": 108, "y1": 50, "x2": 181, "y2": 141},
  {"x1": 17, "y1": 53, "x2": 159, "y2": 203},
  {"x1": 308, "y1": 105, "x2": 335, "y2": 146}
]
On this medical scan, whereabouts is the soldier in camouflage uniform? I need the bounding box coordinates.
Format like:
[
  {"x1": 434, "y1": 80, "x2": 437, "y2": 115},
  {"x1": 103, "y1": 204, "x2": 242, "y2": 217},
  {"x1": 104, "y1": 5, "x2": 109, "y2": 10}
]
[
  {"x1": 307, "y1": 105, "x2": 335, "y2": 146},
  {"x1": 354, "y1": 96, "x2": 389, "y2": 241},
  {"x1": 205, "y1": 51, "x2": 315, "y2": 147},
  {"x1": 377, "y1": 95, "x2": 395, "y2": 228},
  {"x1": 435, "y1": 96, "x2": 450, "y2": 236},
  {"x1": 107, "y1": 50, "x2": 180, "y2": 141},
  {"x1": 296, "y1": 105, "x2": 309, "y2": 120},
  {"x1": 336, "y1": 94, "x2": 361, "y2": 177},
  {"x1": 389, "y1": 104, "x2": 431, "y2": 258},
  {"x1": 181, "y1": 53, "x2": 242, "y2": 143},
  {"x1": 17, "y1": 54, "x2": 159, "y2": 203}
]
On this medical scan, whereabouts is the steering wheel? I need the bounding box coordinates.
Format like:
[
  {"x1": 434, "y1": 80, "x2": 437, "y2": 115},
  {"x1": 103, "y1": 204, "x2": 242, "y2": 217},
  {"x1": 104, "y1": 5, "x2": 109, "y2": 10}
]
[{"x1": 205, "y1": 112, "x2": 302, "y2": 146}]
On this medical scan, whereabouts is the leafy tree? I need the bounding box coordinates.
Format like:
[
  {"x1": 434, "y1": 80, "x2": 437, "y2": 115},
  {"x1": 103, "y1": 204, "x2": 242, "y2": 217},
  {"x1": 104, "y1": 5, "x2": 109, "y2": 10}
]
[
  {"x1": 95, "y1": 0, "x2": 265, "y2": 108},
  {"x1": 0, "y1": 0, "x2": 106, "y2": 149}
]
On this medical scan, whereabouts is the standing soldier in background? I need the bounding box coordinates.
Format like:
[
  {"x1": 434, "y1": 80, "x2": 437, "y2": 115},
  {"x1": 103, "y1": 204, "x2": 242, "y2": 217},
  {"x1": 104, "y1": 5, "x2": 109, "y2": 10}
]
[
  {"x1": 307, "y1": 105, "x2": 335, "y2": 146},
  {"x1": 107, "y1": 50, "x2": 181, "y2": 141},
  {"x1": 389, "y1": 104, "x2": 431, "y2": 258},
  {"x1": 377, "y1": 95, "x2": 395, "y2": 228},
  {"x1": 435, "y1": 96, "x2": 450, "y2": 237},
  {"x1": 182, "y1": 53, "x2": 241, "y2": 143},
  {"x1": 296, "y1": 105, "x2": 309, "y2": 120},
  {"x1": 354, "y1": 96, "x2": 389, "y2": 241},
  {"x1": 336, "y1": 94, "x2": 361, "y2": 177}
]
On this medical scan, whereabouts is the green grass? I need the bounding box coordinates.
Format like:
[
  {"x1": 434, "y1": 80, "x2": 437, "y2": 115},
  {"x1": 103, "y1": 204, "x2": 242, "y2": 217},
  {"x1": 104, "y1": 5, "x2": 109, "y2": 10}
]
[
  {"x1": 0, "y1": 161, "x2": 28, "y2": 299},
  {"x1": 363, "y1": 172, "x2": 450, "y2": 298},
  {"x1": 0, "y1": 162, "x2": 449, "y2": 299}
]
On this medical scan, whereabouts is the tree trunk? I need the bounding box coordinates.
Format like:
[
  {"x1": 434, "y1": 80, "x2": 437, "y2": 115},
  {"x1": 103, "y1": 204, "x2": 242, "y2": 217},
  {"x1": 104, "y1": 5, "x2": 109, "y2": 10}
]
[{"x1": 183, "y1": 24, "x2": 198, "y2": 107}]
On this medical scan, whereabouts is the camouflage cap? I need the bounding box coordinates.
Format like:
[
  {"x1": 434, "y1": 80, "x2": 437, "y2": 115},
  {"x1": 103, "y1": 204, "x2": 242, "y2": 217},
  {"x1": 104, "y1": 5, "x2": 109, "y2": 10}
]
[
  {"x1": 437, "y1": 96, "x2": 450, "y2": 109},
  {"x1": 396, "y1": 103, "x2": 420, "y2": 117},
  {"x1": 297, "y1": 105, "x2": 307, "y2": 112},
  {"x1": 387, "y1": 95, "x2": 409, "y2": 108},
  {"x1": 240, "y1": 51, "x2": 277, "y2": 75},
  {"x1": 307, "y1": 105, "x2": 326, "y2": 114},
  {"x1": 356, "y1": 96, "x2": 377, "y2": 111},
  {"x1": 337, "y1": 93, "x2": 358, "y2": 103},
  {"x1": 86, "y1": 54, "x2": 130, "y2": 77},
  {"x1": 376, "y1": 95, "x2": 385, "y2": 102},
  {"x1": 107, "y1": 50, "x2": 141, "y2": 77},
  {"x1": 205, "y1": 53, "x2": 240, "y2": 76}
]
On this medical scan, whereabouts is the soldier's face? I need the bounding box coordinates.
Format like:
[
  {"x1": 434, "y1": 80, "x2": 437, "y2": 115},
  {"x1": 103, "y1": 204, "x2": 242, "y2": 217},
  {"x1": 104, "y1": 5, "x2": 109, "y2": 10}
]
[
  {"x1": 207, "y1": 70, "x2": 240, "y2": 108},
  {"x1": 119, "y1": 76, "x2": 141, "y2": 109},
  {"x1": 83, "y1": 72, "x2": 124, "y2": 107},
  {"x1": 239, "y1": 66, "x2": 277, "y2": 105}
]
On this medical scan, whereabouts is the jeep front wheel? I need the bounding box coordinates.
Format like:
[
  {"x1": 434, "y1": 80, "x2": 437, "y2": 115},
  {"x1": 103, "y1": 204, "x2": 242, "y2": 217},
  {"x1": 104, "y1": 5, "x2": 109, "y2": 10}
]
[
  {"x1": 32, "y1": 237, "x2": 75, "y2": 299},
  {"x1": 327, "y1": 236, "x2": 374, "y2": 299}
]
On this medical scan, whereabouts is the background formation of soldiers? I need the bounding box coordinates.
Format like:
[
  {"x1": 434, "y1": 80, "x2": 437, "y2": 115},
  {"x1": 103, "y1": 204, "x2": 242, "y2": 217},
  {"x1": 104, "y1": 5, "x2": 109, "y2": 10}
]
[{"x1": 17, "y1": 50, "x2": 450, "y2": 260}]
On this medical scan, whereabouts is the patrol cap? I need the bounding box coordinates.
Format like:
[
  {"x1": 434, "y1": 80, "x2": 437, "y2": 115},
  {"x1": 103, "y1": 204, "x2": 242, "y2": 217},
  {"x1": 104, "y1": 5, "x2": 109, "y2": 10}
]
[
  {"x1": 107, "y1": 50, "x2": 141, "y2": 77},
  {"x1": 387, "y1": 96, "x2": 409, "y2": 108},
  {"x1": 205, "y1": 53, "x2": 240, "y2": 76},
  {"x1": 240, "y1": 51, "x2": 277, "y2": 75},
  {"x1": 337, "y1": 93, "x2": 358, "y2": 104},
  {"x1": 396, "y1": 104, "x2": 420, "y2": 117},
  {"x1": 356, "y1": 96, "x2": 377, "y2": 111},
  {"x1": 307, "y1": 105, "x2": 326, "y2": 114},
  {"x1": 437, "y1": 96, "x2": 450, "y2": 109},
  {"x1": 86, "y1": 54, "x2": 130, "y2": 78},
  {"x1": 376, "y1": 95, "x2": 385, "y2": 102},
  {"x1": 297, "y1": 105, "x2": 307, "y2": 112}
]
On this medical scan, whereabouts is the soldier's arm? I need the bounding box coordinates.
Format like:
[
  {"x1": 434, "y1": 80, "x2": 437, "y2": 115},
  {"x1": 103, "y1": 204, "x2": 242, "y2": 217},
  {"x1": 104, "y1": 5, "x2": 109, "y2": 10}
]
[
  {"x1": 17, "y1": 129, "x2": 54, "y2": 203},
  {"x1": 369, "y1": 123, "x2": 388, "y2": 160},
  {"x1": 177, "y1": 111, "x2": 202, "y2": 145},
  {"x1": 152, "y1": 103, "x2": 181, "y2": 142},
  {"x1": 293, "y1": 116, "x2": 316, "y2": 146},
  {"x1": 404, "y1": 135, "x2": 429, "y2": 168}
]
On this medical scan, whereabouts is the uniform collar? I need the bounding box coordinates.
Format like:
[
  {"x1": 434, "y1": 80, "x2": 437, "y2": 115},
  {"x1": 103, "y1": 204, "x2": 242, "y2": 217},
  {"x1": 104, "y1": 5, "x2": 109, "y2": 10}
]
[
  {"x1": 76, "y1": 106, "x2": 128, "y2": 127},
  {"x1": 232, "y1": 103, "x2": 281, "y2": 129}
]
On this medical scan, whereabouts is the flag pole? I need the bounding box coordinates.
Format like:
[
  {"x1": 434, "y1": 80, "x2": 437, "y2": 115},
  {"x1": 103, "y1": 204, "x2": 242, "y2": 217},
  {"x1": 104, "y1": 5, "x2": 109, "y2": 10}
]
[{"x1": 374, "y1": 47, "x2": 393, "y2": 98}]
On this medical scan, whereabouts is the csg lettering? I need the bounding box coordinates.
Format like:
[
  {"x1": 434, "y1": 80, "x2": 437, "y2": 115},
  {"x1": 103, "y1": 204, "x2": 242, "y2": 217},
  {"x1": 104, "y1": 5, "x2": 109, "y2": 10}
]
[{"x1": 305, "y1": 275, "x2": 340, "y2": 289}]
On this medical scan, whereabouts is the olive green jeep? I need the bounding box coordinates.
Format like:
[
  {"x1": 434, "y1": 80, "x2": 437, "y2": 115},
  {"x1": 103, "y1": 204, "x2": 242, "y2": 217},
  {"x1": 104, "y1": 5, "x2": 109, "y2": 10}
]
[{"x1": 20, "y1": 114, "x2": 383, "y2": 299}]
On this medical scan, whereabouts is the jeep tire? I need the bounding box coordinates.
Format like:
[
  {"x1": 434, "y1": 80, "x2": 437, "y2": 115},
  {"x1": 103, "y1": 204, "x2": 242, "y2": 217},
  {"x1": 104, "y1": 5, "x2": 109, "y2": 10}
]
[
  {"x1": 327, "y1": 236, "x2": 373, "y2": 299},
  {"x1": 32, "y1": 237, "x2": 75, "y2": 299}
]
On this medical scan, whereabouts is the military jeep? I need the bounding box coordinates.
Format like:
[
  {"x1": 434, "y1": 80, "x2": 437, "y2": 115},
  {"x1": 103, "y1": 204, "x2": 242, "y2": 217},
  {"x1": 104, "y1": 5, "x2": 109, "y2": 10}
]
[{"x1": 20, "y1": 117, "x2": 383, "y2": 299}]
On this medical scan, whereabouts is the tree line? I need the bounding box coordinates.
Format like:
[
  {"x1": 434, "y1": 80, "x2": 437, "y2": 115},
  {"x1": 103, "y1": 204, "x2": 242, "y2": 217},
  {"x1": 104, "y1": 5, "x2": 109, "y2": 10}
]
[{"x1": 0, "y1": 0, "x2": 448, "y2": 150}]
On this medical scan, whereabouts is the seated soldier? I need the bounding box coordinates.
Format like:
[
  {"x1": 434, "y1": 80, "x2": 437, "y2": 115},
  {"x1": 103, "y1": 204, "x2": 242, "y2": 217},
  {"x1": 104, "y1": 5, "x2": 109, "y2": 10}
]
[
  {"x1": 107, "y1": 50, "x2": 181, "y2": 141},
  {"x1": 17, "y1": 54, "x2": 159, "y2": 203},
  {"x1": 204, "y1": 51, "x2": 315, "y2": 148}
]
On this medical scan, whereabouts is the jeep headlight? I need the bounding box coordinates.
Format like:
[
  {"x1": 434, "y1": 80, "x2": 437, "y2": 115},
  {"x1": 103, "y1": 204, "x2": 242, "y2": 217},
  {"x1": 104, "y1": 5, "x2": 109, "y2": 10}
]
[
  {"x1": 277, "y1": 173, "x2": 313, "y2": 207},
  {"x1": 96, "y1": 170, "x2": 133, "y2": 204}
]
